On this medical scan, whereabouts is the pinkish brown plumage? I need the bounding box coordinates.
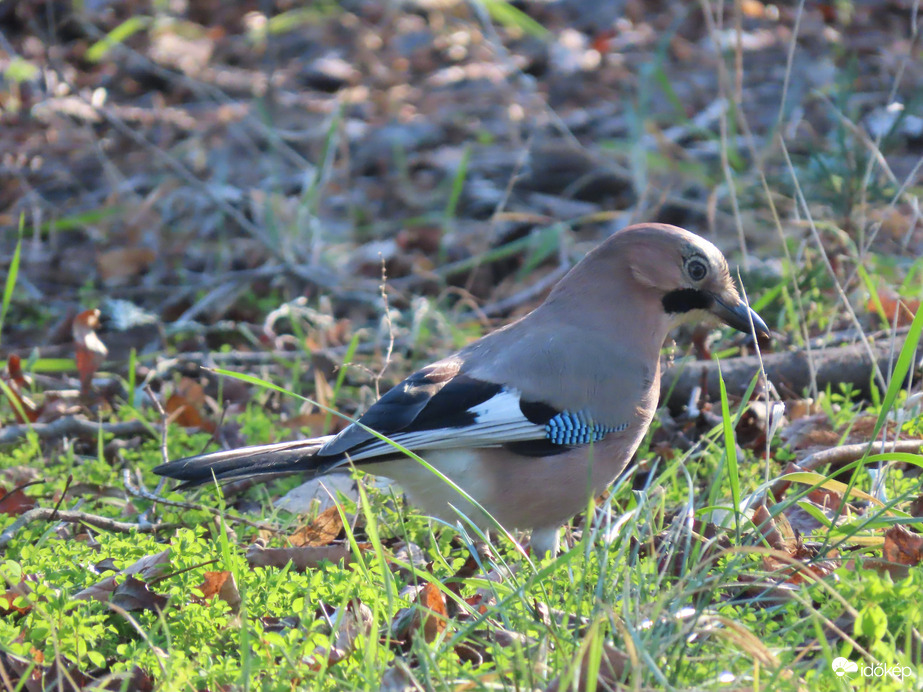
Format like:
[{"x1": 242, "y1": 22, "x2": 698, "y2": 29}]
[{"x1": 156, "y1": 224, "x2": 769, "y2": 555}]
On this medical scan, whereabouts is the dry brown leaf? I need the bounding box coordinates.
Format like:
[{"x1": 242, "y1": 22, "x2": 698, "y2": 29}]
[
  {"x1": 2, "y1": 356, "x2": 41, "y2": 423},
  {"x1": 786, "y1": 399, "x2": 821, "y2": 421},
  {"x1": 289, "y1": 506, "x2": 344, "y2": 547},
  {"x1": 868, "y1": 288, "x2": 919, "y2": 328},
  {"x1": 416, "y1": 582, "x2": 448, "y2": 643},
  {"x1": 0, "y1": 487, "x2": 36, "y2": 516},
  {"x1": 245, "y1": 542, "x2": 369, "y2": 571},
  {"x1": 96, "y1": 247, "x2": 156, "y2": 284},
  {"x1": 109, "y1": 576, "x2": 168, "y2": 613},
  {"x1": 165, "y1": 393, "x2": 207, "y2": 429},
  {"x1": 165, "y1": 379, "x2": 216, "y2": 432},
  {"x1": 0, "y1": 575, "x2": 38, "y2": 617},
  {"x1": 806, "y1": 487, "x2": 850, "y2": 514},
  {"x1": 756, "y1": 503, "x2": 838, "y2": 584},
  {"x1": 73, "y1": 309, "x2": 108, "y2": 395},
  {"x1": 753, "y1": 504, "x2": 788, "y2": 552},
  {"x1": 5, "y1": 355, "x2": 28, "y2": 388},
  {"x1": 908, "y1": 493, "x2": 923, "y2": 518},
  {"x1": 280, "y1": 412, "x2": 329, "y2": 435},
  {"x1": 74, "y1": 549, "x2": 170, "y2": 602},
  {"x1": 883, "y1": 525, "x2": 923, "y2": 566},
  {"x1": 176, "y1": 377, "x2": 208, "y2": 405},
  {"x1": 197, "y1": 571, "x2": 241, "y2": 613}
]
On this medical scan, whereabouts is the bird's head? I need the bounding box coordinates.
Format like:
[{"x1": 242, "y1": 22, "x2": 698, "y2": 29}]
[{"x1": 590, "y1": 223, "x2": 771, "y2": 339}]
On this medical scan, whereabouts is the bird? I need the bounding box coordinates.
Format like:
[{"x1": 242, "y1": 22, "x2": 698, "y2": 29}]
[{"x1": 154, "y1": 223, "x2": 770, "y2": 556}]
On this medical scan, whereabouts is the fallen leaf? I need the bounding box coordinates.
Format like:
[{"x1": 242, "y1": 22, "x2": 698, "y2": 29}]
[
  {"x1": 74, "y1": 549, "x2": 170, "y2": 602},
  {"x1": 5, "y1": 355, "x2": 28, "y2": 387},
  {"x1": 0, "y1": 575, "x2": 38, "y2": 617},
  {"x1": 96, "y1": 247, "x2": 156, "y2": 284},
  {"x1": 0, "y1": 487, "x2": 35, "y2": 516},
  {"x1": 165, "y1": 377, "x2": 216, "y2": 431},
  {"x1": 416, "y1": 582, "x2": 448, "y2": 643},
  {"x1": 753, "y1": 504, "x2": 791, "y2": 552},
  {"x1": 806, "y1": 487, "x2": 849, "y2": 515},
  {"x1": 2, "y1": 356, "x2": 41, "y2": 423},
  {"x1": 279, "y1": 412, "x2": 330, "y2": 436},
  {"x1": 289, "y1": 506, "x2": 344, "y2": 547},
  {"x1": 165, "y1": 393, "x2": 215, "y2": 432},
  {"x1": 122, "y1": 549, "x2": 172, "y2": 580},
  {"x1": 868, "y1": 288, "x2": 919, "y2": 328},
  {"x1": 883, "y1": 525, "x2": 923, "y2": 566},
  {"x1": 73, "y1": 309, "x2": 108, "y2": 396},
  {"x1": 379, "y1": 664, "x2": 420, "y2": 692},
  {"x1": 908, "y1": 493, "x2": 923, "y2": 518},
  {"x1": 196, "y1": 570, "x2": 241, "y2": 612},
  {"x1": 110, "y1": 576, "x2": 168, "y2": 613},
  {"x1": 275, "y1": 475, "x2": 360, "y2": 515},
  {"x1": 245, "y1": 542, "x2": 368, "y2": 571}
]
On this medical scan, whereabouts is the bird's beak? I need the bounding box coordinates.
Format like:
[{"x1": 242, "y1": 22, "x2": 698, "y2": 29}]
[{"x1": 710, "y1": 294, "x2": 770, "y2": 339}]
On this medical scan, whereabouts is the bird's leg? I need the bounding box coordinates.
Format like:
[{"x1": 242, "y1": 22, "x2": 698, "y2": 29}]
[{"x1": 529, "y1": 527, "x2": 560, "y2": 558}]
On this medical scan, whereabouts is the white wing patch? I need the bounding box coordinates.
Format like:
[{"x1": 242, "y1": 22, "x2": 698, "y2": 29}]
[{"x1": 344, "y1": 389, "x2": 545, "y2": 461}]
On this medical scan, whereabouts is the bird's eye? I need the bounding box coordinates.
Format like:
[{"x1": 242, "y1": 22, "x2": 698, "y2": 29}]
[{"x1": 686, "y1": 259, "x2": 708, "y2": 282}]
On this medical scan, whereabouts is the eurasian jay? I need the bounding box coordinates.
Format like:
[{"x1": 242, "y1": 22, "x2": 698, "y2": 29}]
[{"x1": 154, "y1": 223, "x2": 770, "y2": 555}]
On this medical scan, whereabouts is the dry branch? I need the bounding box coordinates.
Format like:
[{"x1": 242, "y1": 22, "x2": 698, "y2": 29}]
[
  {"x1": 0, "y1": 508, "x2": 170, "y2": 550},
  {"x1": 660, "y1": 337, "x2": 916, "y2": 411},
  {"x1": 0, "y1": 417, "x2": 155, "y2": 446}
]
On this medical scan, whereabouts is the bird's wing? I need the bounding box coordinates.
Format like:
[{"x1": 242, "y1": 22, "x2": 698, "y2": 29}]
[{"x1": 317, "y1": 358, "x2": 627, "y2": 465}]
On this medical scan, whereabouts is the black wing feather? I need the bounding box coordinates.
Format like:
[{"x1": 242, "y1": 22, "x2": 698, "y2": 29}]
[{"x1": 318, "y1": 359, "x2": 501, "y2": 458}]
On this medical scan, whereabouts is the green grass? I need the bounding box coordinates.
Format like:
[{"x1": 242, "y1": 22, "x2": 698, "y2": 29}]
[
  {"x1": 1, "y1": 371, "x2": 921, "y2": 690},
  {"x1": 0, "y1": 218, "x2": 22, "y2": 350},
  {"x1": 3, "y1": 2, "x2": 923, "y2": 689}
]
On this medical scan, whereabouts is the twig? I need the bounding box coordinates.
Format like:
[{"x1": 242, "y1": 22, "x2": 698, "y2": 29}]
[
  {"x1": 148, "y1": 558, "x2": 220, "y2": 586},
  {"x1": 374, "y1": 257, "x2": 395, "y2": 399},
  {"x1": 0, "y1": 417, "x2": 155, "y2": 446},
  {"x1": 660, "y1": 335, "x2": 917, "y2": 411},
  {"x1": 141, "y1": 384, "x2": 170, "y2": 512},
  {"x1": 174, "y1": 282, "x2": 250, "y2": 325},
  {"x1": 48, "y1": 474, "x2": 72, "y2": 523},
  {"x1": 144, "y1": 385, "x2": 169, "y2": 467},
  {"x1": 0, "y1": 508, "x2": 170, "y2": 550}
]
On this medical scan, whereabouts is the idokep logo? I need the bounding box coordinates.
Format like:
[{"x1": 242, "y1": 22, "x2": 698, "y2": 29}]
[
  {"x1": 831, "y1": 656, "x2": 913, "y2": 681},
  {"x1": 831, "y1": 657, "x2": 858, "y2": 677}
]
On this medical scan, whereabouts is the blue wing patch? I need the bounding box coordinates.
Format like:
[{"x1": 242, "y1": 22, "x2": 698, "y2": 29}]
[{"x1": 545, "y1": 411, "x2": 627, "y2": 445}]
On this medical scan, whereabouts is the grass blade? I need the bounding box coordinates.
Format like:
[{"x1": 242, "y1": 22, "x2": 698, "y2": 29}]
[
  {"x1": 0, "y1": 217, "x2": 23, "y2": 349},
  {"x1": 717, "y1": 362, "x2": 741, "y2": 537}
]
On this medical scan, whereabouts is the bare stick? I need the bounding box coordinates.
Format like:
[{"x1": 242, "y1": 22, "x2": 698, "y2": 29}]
[
  {"x1": 0, "y1": 508, "x2": 171, "y2": 550},
  {"x1": 373, "y1": 257, "x2": 395, "y2": 399},
  {"x1": 0, "y1": 417, "x2": 155, "y2": 446},
  {"x1": 661, "y1": 336, "x2": 915, "y2": 411},
  {"x1": 48, "y1": 474, "x2": 72, "y2": 523},
  {"x1": 144, "y1": 385, "x2": 169, "y2": 467}
]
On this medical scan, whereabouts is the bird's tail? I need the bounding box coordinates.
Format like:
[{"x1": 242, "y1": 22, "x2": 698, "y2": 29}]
[{"x1": 153, "y1": 437, "x2": 337, "y2": 489}]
